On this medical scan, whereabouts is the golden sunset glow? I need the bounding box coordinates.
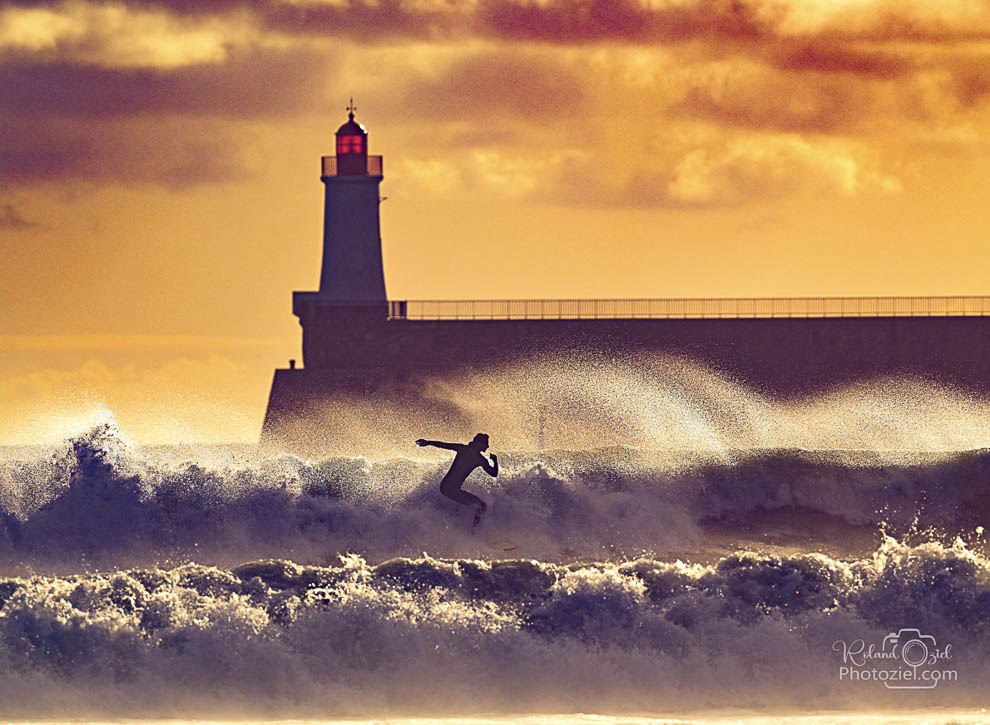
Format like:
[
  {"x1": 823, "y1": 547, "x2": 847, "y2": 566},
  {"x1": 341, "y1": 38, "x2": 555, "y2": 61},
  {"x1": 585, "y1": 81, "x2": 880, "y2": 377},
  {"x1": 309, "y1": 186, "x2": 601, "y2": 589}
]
[{"x1": 4, "y1": 0, "x2": 990, "y2": 443}]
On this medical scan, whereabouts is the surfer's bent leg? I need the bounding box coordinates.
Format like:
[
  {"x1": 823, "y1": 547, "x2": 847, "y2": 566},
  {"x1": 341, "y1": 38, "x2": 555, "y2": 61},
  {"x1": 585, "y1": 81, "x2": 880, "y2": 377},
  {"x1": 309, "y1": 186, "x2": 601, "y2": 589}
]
[{"x1": 440, "y1": 485, "x2": 487, "y2": 526}]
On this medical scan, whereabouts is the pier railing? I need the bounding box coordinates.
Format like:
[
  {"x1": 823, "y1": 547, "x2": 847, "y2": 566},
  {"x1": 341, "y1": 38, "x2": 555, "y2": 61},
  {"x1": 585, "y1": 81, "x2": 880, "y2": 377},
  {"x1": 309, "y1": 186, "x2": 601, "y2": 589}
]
[{"x1": 388, "y1": 296, "x2": 990, "y2": 320}]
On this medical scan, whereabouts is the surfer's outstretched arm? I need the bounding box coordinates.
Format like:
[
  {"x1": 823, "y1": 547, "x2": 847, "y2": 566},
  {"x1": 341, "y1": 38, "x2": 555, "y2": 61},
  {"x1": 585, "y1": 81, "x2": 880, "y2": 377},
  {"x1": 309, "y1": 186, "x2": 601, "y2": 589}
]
[
  {"x1": 482, "y1": 453, "x2": 498, "y2": 477},
  {"x1": 415, "y1": 439, "x2": 463, "y2": 451}
]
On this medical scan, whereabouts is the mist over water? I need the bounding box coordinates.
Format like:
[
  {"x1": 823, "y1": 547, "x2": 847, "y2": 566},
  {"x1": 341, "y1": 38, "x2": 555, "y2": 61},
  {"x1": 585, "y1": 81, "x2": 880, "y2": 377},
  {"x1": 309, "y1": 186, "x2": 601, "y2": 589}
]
[
  {"x1": 1, "y1": 356, "x2": 988, "y2": 719},
  {"x1": 307, "y1": 354, "x2": 990, "y2": 455}
]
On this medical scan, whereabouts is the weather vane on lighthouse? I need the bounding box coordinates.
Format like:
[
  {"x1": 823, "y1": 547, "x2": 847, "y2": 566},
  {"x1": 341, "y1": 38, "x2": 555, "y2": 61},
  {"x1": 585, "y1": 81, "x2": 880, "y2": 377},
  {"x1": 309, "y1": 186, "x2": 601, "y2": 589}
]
[{"x1": 346, "y1": 97, "x2": 357, "y2": 120}]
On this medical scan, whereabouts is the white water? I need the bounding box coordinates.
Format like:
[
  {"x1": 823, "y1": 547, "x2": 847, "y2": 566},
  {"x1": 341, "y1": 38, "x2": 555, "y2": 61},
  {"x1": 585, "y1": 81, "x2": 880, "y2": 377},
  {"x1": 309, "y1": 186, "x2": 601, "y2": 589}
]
[{"x1": 1, "y1": 359, "x2": 988, "y2": 719}]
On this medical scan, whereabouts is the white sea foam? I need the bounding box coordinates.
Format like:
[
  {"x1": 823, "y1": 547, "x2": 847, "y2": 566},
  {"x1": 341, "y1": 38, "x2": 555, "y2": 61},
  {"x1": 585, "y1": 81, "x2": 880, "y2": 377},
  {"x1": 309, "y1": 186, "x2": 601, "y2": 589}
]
[{"x1": 0, "y1": 537, "x2": 986, "y2": 719}]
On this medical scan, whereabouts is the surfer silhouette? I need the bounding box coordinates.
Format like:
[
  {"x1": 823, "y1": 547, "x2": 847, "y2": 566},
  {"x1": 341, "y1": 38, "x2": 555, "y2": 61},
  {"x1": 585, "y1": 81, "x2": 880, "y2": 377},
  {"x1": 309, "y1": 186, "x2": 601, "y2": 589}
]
[{"x1": 416, "y1": 433, "x2": 498, "y2": 529}]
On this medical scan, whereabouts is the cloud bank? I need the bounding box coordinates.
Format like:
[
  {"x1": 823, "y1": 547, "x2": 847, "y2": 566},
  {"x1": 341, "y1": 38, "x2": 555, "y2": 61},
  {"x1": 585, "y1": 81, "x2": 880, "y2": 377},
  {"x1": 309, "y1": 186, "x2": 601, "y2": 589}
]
[{"x1": 2, "y1": 0, "x2": 990, "y2": 206}]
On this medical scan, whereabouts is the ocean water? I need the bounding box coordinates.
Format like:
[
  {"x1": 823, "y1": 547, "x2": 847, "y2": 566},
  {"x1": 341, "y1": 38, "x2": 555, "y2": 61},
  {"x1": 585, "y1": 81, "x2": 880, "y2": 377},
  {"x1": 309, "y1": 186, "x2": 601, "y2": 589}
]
[{"x1": 1, "y1": 363, "x2": 989, "y2": 722}]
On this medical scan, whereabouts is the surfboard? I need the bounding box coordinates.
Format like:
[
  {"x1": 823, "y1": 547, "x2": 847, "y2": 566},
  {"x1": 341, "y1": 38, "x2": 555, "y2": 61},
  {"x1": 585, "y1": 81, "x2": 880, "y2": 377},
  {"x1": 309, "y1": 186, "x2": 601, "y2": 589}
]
[{"x1": 487, "y1": 538, "x2": 518, "y2": 552}]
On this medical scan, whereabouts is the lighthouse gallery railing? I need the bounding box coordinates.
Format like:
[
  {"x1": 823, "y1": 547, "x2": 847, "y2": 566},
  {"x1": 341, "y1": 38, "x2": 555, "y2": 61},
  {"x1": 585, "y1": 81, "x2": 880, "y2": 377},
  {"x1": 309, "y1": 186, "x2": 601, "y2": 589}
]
[
  {"x1": 388, "y1": 296, "x2": 990, "y2": 320},
  {"x1": 321, "y1": 155, "x2": 383, "y2": 177}
]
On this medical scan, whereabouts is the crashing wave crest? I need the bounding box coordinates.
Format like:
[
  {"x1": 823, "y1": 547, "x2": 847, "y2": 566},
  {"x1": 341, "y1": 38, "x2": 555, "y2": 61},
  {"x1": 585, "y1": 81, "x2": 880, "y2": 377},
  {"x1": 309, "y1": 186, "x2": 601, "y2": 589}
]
[
  {"x1": 0, "y1": 424, "x2": 988, "y2": 567},
  {"x1": 0, "y1": 537, "x2": 987, "y2": 718}
]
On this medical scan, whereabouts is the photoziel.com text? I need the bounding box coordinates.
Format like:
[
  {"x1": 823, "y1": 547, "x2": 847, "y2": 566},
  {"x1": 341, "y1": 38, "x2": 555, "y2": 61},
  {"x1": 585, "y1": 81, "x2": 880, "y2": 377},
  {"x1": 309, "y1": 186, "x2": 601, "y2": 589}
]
[{"x1": 833, "y1": 628, "x2": 956, "y2": 690}]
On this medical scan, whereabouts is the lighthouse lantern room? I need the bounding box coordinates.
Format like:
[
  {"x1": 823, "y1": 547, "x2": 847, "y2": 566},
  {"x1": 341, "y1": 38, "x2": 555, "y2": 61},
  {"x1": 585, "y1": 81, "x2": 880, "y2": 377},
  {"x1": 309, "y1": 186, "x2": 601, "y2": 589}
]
[{"x1": 335, "y1": 101, "x2": 368, "y2": 175}]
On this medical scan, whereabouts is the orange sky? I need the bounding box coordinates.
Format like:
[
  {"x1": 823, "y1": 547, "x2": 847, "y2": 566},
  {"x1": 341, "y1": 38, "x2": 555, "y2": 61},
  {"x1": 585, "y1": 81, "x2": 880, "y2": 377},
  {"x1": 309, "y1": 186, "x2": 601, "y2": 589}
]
[{"x1": 3, "y1": 0, "x2": 990, "y2": 444}]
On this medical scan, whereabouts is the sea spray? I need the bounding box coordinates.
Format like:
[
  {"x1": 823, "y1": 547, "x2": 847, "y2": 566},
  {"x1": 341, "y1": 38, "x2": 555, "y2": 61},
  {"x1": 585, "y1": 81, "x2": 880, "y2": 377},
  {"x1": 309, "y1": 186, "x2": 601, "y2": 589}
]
[{"x1": 287, "y1": 354, "x2": 990, "y2": 454}]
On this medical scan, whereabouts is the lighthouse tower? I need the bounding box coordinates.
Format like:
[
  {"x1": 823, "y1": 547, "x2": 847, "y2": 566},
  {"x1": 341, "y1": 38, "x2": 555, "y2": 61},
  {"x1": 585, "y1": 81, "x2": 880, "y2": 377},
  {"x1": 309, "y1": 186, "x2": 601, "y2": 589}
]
[
  {"x1": 291, "y1": 103, "x2": 389, "y2": 368},
  {"x1": 315, "y1": 103, "x2": 386, "y2": 302}
]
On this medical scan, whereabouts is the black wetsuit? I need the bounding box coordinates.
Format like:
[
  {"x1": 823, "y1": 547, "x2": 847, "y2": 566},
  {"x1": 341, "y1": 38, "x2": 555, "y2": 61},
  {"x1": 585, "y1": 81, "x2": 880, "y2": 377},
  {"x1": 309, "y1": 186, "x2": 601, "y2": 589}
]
[
  {"x1": 418, "y1": 439, "x2": 498, "y2": 526},
  {"x1": 440, "y1": 447, "x2": 494, "y2": 509}
]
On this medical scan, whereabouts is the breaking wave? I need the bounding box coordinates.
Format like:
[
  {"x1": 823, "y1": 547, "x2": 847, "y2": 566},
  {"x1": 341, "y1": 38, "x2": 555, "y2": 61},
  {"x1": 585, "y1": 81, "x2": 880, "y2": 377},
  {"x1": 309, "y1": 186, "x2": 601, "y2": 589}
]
[
  {"x1": 0, "y1": 421, "x2": 988, "y2": 718},
  {"x1": 0, "y1": 538, "x2": 987, "y2": 718},
  {"x1": 0, "y1": 424, "x2": 987, "y2": 568}
]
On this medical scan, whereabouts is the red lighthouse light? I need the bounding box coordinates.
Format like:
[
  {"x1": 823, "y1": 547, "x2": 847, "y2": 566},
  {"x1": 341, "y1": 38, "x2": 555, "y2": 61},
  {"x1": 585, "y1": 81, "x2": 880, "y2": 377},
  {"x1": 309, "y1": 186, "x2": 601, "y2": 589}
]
[
  {"x1": 334, "y1": 99, "x2": 369, "y2": 175},
  {"x1": 337, "y1": 134, "x2": 363, "y2": 155}
]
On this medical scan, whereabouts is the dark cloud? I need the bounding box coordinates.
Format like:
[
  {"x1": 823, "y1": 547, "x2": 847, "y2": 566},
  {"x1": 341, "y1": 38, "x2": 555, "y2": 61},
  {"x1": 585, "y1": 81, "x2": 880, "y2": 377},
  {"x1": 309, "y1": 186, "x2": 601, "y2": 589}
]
[
  {"x1": 773, "y1": 44, "x2": 913, "y2": 79},
  {"x1": 673, "y1": 81, "x2": 866, "y2": 134},
  {"x1": 8, "y1": 0, "x2": 990, "y2": 45},
  {"x1": 399, "y1": 52, "x2": 586, "y2": 122},
  {"x1": 0, "y1": 42, "x2": 338, "y2": 186},
  {"x1": 260, "y1": 0, "x2": 461, "y2": 40},
  {"x1": 0, "y1": 203, "x2": 36, "y2": 230},
  {"x1": 842, "y1": 12, "x2": 990, "y2": 44},
  {"x1": 411, "y1": 128, "x2": 521, "y2": 149},
  {"x1": 3, "y1": 0, "x2": 990, "y2": 195},
  {"x1": 2, "y1": 0, "x2": 466, "y2": 40},
  {"x1": 0, "y1": 116, "x2": 258, "y2": 188},
  {"x1": 0, "y1": 46, "x2": 333, "y2": 119},
  {"x1": 954, "y1": 73, "x2": 990, "y2": 107},
  {"x1": 477, "y1": 0, "x2": 771, "y2": 44},
  {"x1": 947, "y1": 57, "x2": 990, "y2": 108},
  {"x1": 0, "y1": 42, "x2": 338, "y2": 187},
  {"x1": 171, "y1": 0, "x2": 764, "y2": 46}
]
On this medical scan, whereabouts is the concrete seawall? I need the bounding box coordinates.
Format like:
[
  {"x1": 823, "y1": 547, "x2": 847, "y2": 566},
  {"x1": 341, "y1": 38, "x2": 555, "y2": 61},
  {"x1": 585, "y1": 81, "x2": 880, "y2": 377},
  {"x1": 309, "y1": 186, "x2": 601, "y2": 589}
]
[{"x1": 261, "y1": 313, "x2": 990, "y2": 454}]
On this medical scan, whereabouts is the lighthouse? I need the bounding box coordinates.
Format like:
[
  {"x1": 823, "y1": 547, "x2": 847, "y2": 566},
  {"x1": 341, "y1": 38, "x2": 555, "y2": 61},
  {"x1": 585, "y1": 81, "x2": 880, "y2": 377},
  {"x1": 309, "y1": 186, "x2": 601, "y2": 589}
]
[
  {"x1": 314, "y1": 102, "x2": 386, "y2": 303},
  {"x1": 291, "y1": 103, "x2": 389, "y2": 368}
]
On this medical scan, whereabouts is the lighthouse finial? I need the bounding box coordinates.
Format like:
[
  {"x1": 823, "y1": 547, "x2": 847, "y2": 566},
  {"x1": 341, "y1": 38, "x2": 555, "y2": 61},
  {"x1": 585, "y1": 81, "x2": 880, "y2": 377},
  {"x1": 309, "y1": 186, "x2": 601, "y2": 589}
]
[{"x1": 346, "y1": 97, "x2": 356, "y2": 120}]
